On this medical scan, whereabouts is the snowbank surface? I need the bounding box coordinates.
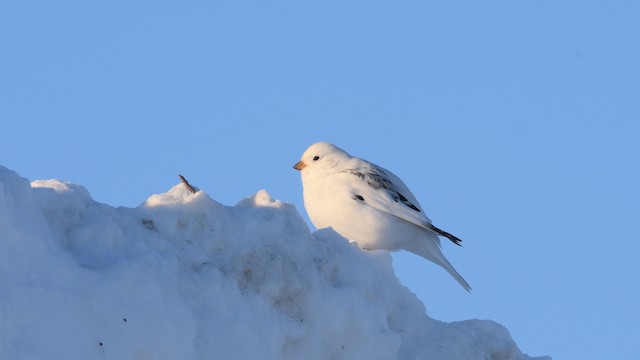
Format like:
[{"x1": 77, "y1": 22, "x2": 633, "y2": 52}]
[{"x1": 0, "y1": 166, "x2": 549, "y2": 360}]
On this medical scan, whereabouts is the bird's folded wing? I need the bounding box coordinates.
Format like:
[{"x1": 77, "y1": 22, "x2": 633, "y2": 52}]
[
  {"x1": 338, "y1": 165, "x2": 438, "y2": 238},
  {"x1": 357, "y1": 168, "x2": 463, "y2": 247}
]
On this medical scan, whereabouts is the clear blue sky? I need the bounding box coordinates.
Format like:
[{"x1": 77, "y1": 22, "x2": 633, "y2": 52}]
[{"x1": 2, "y1": 1, "x2": 638, "y2": 358}]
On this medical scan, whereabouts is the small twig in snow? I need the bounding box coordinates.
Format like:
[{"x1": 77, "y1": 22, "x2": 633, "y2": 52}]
[{"x1": 179, "y1": 174, "x2": 197, "y2": 194}]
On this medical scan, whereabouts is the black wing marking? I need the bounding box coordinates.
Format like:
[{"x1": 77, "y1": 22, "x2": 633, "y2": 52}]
[
  {"x1": 427, "y1": 223, "x2": 463, "y2": 246},
  {"x1": 343, "y1": 168, "x2": 422, "y2": 213},
  {"x1": 344, "y1": 168, "x2": 392, "y2": 190},
  {"x1": 395, "y1": 192, "x2": 421, "y2": 212}
]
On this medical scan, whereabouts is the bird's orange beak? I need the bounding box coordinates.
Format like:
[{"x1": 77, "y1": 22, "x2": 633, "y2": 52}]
[{"x1": 293, "y1": 161, "x2": 306, "y2": 170}]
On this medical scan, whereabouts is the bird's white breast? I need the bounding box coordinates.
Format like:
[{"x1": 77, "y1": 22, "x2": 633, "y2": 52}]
[{"x1": 302, "y1": 170, "x2": 418, "y2": 251}]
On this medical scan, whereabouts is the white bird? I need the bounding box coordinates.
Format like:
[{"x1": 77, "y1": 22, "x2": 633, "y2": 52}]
[{"x1": 293, "y1": 142, "x2": 471, "y2": 291}]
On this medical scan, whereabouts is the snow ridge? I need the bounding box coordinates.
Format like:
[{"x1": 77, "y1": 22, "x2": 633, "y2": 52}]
[{"x1": 0, "y1": 166, "x2": 549, "y2": 360}]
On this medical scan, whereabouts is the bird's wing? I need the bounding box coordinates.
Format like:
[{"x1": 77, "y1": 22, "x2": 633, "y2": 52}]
[{"x1": 338, "y1": 162, "x2": 462, "y2": 246}]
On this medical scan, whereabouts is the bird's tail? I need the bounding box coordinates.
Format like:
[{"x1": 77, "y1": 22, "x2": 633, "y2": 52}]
[{"x1": 405, "y1": 235, "x2": 471, "y2": 292}]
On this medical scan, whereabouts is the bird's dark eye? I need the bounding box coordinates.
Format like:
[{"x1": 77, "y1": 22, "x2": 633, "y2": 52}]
[{"x1": 313, "y1": 156, "x2": 320, "y2": 161}]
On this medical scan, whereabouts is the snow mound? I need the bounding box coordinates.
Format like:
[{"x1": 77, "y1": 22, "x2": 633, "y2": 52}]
[{"x1": 0, "y1": 166, "x2": 550, "y2": 360}]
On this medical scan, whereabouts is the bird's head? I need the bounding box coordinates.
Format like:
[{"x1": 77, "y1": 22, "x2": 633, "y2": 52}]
[{"x1": 293, "y1": 142, "x2": 350, "y2": 174}]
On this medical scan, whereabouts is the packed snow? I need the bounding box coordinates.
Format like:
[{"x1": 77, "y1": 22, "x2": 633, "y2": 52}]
[{"x1": 0, "y1": 166, "x2": 550, "y2": 360}]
